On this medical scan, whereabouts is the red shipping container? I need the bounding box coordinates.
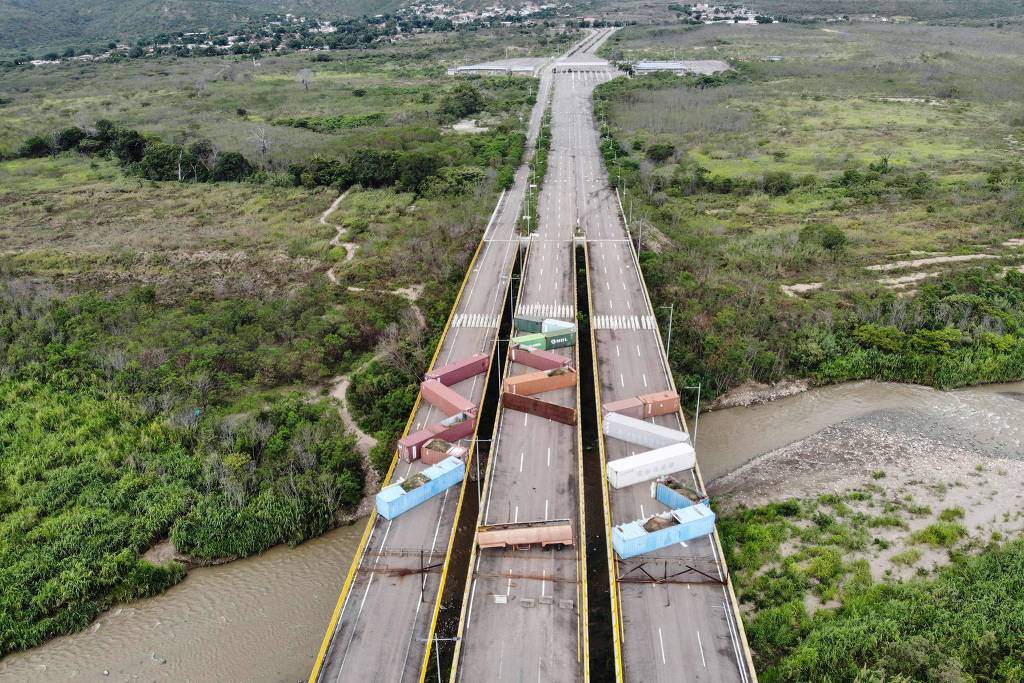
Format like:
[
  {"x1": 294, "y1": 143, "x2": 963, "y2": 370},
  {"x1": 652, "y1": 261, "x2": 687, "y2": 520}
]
[
  {"x1": 421, "y1": 379, "x2": 476, "y2": 416},
  {"x1": 603, "y1": 396, "x2": 645, "y2": 420},
  {"x1": 425, "y1": 353, "x2": 490, "y2": 387},
  {"x1": 502, "y1": 392, "x2": 577, "y2": 425},
  {"x1": 510, "y1": 345, "x2": 571, "y2": 372},
  {"x1": 434, "y1": 412, "x2": 477, "y2": 442},
  {"x1": 398, "y1": 424, "x2": 445, "y2": 462},
  {"x1": 639, "y1": 390, "x2": 680, "y2": 418}
]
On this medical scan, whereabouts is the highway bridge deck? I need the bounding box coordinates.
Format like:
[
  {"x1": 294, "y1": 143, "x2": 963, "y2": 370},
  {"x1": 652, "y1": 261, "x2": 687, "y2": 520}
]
[
  {"x1": 309, "y1": 43, "x2": 559, "y2": 683},
  {"x1": 566, "y1": 39, "x2": 757, "y2": 683}
]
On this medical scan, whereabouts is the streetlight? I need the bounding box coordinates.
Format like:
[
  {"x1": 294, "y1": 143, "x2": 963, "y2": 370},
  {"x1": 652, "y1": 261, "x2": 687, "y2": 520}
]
[
  {"x1": 659, "y1": 303, "x2": 674, "y2": 359},
  {"x1": 683, "y1": 384, "x2": 702, "y2": 449}
]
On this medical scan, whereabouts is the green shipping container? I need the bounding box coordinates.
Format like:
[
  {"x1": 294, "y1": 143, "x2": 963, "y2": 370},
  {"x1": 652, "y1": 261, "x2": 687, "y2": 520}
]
[
  {"x1": 513, "y1": 315, "x2": 544, "y2": 333},
  {"x1": 511, "y1": 332, "x2": 546, "y2": 350},
  {"x1": 512, "y1": 330, "x2": 576, "y2": 350},
  {"x1": 544, "y1": 330, "x2": 576, "y2": 349}
]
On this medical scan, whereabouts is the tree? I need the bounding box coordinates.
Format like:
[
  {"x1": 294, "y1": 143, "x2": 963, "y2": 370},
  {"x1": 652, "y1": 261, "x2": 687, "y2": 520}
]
[
  {"x1": 111, "y1": 128, "x2": 147, "y2": 164},
  {"x1": 438, "y1": 83, "x2": 484, "y2": 122},
  {"x1": 250, "y1": 127, "x2": 271, "y2": 167},
  {"x1": 297, "y1": 68, "x2": 314, "y2": 91},
  {"x1": 212, "y1": 152, "x2": 254, "y2": 182}
]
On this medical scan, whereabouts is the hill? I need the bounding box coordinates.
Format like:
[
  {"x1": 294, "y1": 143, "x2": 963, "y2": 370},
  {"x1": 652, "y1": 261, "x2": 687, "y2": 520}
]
[{"x1": 0, "y1": 0, "x2": 402, "y2": 52}]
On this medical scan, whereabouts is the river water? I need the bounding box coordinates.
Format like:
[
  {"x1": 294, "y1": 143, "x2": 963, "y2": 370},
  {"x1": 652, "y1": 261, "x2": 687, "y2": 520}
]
[
  {"x1": 2, "y1": 380, "x2": 1021, "y2": 682},
  {"x1": 696, "y1": 380, "x2": 1024, "y2": 481}
]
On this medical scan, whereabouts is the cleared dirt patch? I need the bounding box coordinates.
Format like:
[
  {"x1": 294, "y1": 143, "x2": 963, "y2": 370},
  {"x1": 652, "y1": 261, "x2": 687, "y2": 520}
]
[
  {"x1": 866, "y1": 254, "x2": 999, "y2": 272},
  {"x1": 780, "y1": 282, "x2": 823, "y2": 297}
]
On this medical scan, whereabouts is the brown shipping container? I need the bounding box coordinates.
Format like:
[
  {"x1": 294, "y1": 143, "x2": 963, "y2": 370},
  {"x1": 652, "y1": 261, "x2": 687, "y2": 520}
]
[
  {"x1": 398, "y1": 424, "x2": 445, "y2": 462},
  {"x1": 503, "y1": 367, "x2": 577, "y2": 396},
  {"x1": 502, "y1": 392, "x2": 577, "y2": 425},
  {"x1": 420, "y1": 379, "x2": 476, "y2": 416},
  {"x1": 603, "y1": 396, "x2": 646, "y2": 420},
  {"x1": 478, "y1": 521, "x2": 574, "y2": 549},
  {"x1": 425, "y1": 353, "x2": 490, "y2": 386},
  {"x1": 639, "y1": 390, "x2": 680, "y2": 418},
  {"x1": 422, "y1": 442, "x2": 468, "y2": 466},
  {"x1": 510, "y1": 344, "x2": 571, "y2": 372},
  {"x1": 422, "y1": 438, "x2": 452, "y2": 464}
]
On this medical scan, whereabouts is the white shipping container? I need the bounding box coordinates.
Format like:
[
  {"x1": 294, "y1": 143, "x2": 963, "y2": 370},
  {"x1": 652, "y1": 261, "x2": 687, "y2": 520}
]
[
  {"x1": 603, "y1": 412, "x2": 689, "y2": 450},
  {"x1": 606, "y1": 442, "x2": 696, "y2": 489},
  {"x1": 541, "y1": 318, "x2": 577, "y2": 333}
]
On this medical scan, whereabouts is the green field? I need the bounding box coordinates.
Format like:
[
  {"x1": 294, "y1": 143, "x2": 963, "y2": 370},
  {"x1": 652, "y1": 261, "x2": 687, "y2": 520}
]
[{"x1": 597, "y1": 21, "x2": 1024, "y2": 399}]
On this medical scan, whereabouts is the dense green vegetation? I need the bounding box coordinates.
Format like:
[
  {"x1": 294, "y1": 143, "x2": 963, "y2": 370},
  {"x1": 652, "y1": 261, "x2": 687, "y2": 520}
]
[
  {"x1": 596, "y1": 22, "x2": 1024, "y2": 401},
  {"x1": 719, "y1": 489, "x2": 1024, "y2": 681},
  {"x1": 0, "y1": 0, "x2": 403, "y2": 53},
  {"x1": 0, "y1": 21, "x2": 550, "y2": 653}
]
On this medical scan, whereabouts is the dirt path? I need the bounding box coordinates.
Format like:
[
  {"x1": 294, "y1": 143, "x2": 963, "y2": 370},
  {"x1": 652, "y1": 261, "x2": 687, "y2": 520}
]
[
  {"x1": 330, "y1": 359, "x2": 382, "y2": 499},
  {"x1": 316, "y1": 192, "x2": 428, "y2": 499},
  {"x1": 320, "y1": 189, "x2": 358, "y2": 283}
]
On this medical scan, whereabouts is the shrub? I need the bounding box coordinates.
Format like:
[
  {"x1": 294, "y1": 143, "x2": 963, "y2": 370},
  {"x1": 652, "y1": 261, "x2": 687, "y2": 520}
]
[
  {"x1": 891, "y1": 549, "x2": 923, "y2": 566},
  {"x1": 761, "y1": 170, "x2": 795, "y2": 196},
  {"x1": 17, "y1": 134, "x2": 52, "y2": 157},
  {"x1": 912, "y1": 521, "x2": 967, "y2": 547},
  {"x1": 646, "y1": 142, "x2": 675, "y2": 162}
]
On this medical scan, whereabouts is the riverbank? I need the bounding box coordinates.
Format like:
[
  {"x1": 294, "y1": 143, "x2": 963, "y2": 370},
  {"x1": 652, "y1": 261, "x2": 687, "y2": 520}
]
[
  {"x1": 711, "y1": 406, "x2": 1024, "y2": 581},
  {"x1": 708, "y1": 385, "x2": 1024, "y2": 678},
  {"x1": 0, "y1": 523, "x2": 365, "y2": 682}
]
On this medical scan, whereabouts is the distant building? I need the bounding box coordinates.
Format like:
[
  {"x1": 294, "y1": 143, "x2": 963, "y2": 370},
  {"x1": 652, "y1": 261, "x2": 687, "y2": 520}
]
[
  {"x1": 633, "y1": 60, "x2": 731, "y2": 76},
  {"x1": 448, "y1": 58, "x2": 547, "y2": 77}
]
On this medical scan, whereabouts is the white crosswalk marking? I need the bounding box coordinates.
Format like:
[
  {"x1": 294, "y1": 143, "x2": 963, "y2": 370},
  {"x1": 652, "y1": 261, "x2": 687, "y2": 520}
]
[
  {"x1": 515, "y1": 303, "x2": 575, "y2": 319},
  {"x1": 591, "y1": 315, "x2": 656, "y2": 331},
  {"x1": 451, "y1": 313, "x2": 500, "y2": 328}
]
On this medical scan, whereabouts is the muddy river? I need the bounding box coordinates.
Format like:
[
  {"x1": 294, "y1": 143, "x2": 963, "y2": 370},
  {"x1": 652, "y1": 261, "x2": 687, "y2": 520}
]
[{"x1": 2, "y1": 380, "x2": 1020, "y2": 682}]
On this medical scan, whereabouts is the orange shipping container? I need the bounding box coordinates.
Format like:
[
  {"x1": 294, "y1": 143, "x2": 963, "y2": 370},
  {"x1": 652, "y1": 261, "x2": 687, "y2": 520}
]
[
  {"x1": 639, "y1": 390, "x2": 680, "y2": 418},
  {"x1": 503, "y1": 367, "x2": 577, "y2": 396},
  {"x1": 603, "y1": 396, "x2": 645, "y2": 420}
]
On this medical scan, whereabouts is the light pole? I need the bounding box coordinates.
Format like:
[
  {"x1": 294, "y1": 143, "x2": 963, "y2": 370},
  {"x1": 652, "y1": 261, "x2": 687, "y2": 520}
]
[
  {"x1": 659, "y1": 303, "x2": 674, "y2": 359},
  {"x1": 684, "y1": 384, "x2": 702, "y2": 449}
]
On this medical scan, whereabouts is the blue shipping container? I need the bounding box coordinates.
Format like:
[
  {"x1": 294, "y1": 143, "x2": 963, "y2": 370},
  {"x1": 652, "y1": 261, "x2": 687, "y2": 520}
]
[
  {"x1": 655, "y1": 481, "x2": 709, "y2": 511},
  {"x1": 611, "y1": 503, "x2": 716, "y2": 559},
  {"x1": 375, "y1": 456, "x2": 466, "y2": 520}
]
